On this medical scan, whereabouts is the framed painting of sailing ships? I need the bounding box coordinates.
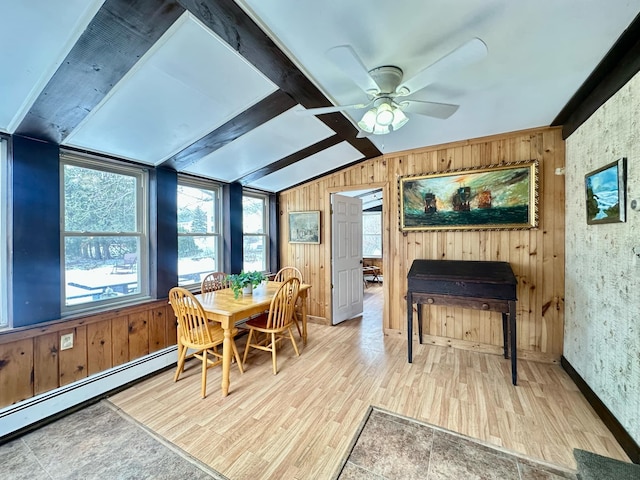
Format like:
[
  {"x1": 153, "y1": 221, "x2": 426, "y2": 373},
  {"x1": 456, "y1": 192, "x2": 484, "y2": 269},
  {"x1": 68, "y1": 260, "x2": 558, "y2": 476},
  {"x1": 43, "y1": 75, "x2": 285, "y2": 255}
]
[
  {"x1": 585, "y1": 158, "x2": 626, "y2": 225},
  {"x1": 399, "y1": 160, "x2": 539, "y2": 232}
]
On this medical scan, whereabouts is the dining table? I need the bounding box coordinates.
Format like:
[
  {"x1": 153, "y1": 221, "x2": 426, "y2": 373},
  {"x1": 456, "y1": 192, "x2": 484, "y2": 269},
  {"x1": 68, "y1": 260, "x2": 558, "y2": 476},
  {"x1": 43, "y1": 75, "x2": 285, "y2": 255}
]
[{"x1": 194, "y1": 280, "x2": 311, "y2": 396}]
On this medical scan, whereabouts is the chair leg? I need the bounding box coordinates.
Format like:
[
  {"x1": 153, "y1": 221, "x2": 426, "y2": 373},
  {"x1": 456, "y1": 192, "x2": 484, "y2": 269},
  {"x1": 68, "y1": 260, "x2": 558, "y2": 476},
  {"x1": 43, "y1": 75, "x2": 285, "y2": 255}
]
[
  {"x1": 293, "y1": 315, "x2": 303, "y2": 338},
  {"x1": 288, "y1": 326, "x2": 300, "y2": 356},
  {"x1": 271, "y1": 332, "x2": 278, "y2": 375},
  {"x1": 174, "y1": 341, "x2": 188, "y2": 382},
  {"x1": 201, "y1": 349, "x2": 208, "y2": 398},
  {"x1": 242, "y1": 329, "x2": 254, "y2": 366},
  {"x1": 231, "y1": 339, "x2": 244, "y2": 374}
]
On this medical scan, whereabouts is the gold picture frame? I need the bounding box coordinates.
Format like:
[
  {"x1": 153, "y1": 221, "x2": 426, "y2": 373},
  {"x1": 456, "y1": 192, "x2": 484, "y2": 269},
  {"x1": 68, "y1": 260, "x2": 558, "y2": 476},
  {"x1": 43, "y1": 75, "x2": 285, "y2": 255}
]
[{"x1": 399, "y1": 160, "x2": 539, "y2": 232}]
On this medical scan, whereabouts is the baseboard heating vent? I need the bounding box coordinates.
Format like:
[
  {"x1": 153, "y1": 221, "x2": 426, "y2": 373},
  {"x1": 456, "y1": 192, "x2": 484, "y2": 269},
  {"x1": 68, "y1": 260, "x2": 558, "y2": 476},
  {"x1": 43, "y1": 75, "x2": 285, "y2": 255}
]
[{"x1": 0, "y1": 346, "x2": 177, "y2": 440}]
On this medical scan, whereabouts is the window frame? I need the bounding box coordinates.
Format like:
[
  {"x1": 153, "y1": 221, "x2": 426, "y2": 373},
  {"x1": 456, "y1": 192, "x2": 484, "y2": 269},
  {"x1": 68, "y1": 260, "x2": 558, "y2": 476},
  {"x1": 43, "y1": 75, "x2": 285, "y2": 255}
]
[
  {"x1": 60, "y1": 153, "x2": 149, "y2": 314},
  {"x1": 0, "y1": 137, "x2": 9, "y2": 328},
  {"x1": 242, "y1": 191, "x2": 269, "y2": 273},
  {"x1": 177, "y1": 175, "x2": 223, "y2": 288},
  {"x1": 362, "y1": 210, "x2": 383, "y2": 259}
]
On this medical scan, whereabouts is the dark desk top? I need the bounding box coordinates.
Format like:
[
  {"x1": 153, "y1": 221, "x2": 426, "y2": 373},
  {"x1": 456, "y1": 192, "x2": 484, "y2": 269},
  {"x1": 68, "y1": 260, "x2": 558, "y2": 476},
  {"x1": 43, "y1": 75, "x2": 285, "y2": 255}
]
[
  {"x1": 408, "y1": 260, "x2": 517, "y2": 300},
  {"x1": 408, "y1": 259, "x2": 516, "y2": 285}
]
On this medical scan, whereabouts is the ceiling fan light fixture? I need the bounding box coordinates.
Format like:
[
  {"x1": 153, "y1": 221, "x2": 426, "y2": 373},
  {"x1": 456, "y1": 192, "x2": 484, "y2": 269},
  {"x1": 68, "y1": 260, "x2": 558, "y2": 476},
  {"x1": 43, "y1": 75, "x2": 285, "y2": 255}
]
[
  {"x1": 358, "y1": 101, "x2": 409, "y2": 135},
  {"x1": 390, "y1": 106, "x2": 408, "y2": 131},
  {"x1": 357, "y1": 108, "x2": 377, "y2": 133},
  {"x1": 374, "y1": 102, "x2": 394, "y2": 126}
]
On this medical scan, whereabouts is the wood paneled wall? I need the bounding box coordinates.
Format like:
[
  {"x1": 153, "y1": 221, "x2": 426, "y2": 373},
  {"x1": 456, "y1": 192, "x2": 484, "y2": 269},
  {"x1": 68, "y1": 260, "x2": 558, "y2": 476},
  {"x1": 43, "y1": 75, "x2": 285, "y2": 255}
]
[
  {"x1": 0, "y1": 300, "x2": 176, "y2": 408},
  {"x1": 279, "y1": 127, "x2": 565, "y2": 363}
]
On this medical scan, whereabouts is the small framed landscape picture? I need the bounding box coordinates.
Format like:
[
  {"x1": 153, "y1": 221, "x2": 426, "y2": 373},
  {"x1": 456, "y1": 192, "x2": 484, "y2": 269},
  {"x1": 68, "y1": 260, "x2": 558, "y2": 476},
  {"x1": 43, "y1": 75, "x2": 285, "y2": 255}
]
[
  {"x1": 289, "y1": 211, "x2": 320, "y2": 244},
  {"x1": 585, "y1": 158, "x2": 626, "y2": 225}
]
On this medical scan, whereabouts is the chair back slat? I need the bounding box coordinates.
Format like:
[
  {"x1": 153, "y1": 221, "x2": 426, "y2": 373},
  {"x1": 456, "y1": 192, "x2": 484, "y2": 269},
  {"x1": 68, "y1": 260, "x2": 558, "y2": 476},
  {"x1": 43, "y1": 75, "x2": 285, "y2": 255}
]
[
  {"x1": 201, "y1": 272, "x2": 229, "y2": 293},
  {"x1": 273, "y1": 266, "x2": 303, "y2": 283},
  {"x1": 266, "y1": 277, "x2": 300, "y2": 329},
  {"x1": 169, "y1": 287, "x2": 213, "y2": 346}
]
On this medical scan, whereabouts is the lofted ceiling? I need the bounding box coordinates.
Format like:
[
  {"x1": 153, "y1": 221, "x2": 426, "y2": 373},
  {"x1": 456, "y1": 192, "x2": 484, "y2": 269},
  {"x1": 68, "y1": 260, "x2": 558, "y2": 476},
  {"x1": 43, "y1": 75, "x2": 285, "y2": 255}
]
[{"x1": 2, "y1": 1, "x2": 639, "y2": 193}]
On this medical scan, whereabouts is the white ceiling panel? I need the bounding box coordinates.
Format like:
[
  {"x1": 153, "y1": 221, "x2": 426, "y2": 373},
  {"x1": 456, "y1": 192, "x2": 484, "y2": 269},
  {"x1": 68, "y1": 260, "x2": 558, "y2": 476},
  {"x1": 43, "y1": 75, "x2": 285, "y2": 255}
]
[
  {"x1": 62, "y1": 12, "x2": 277, "y2": 164},
  {"x1": 183, "y1": 106, "x2": 336, "y2": 182},
  {"x1": 249, "y1": 141, "x2": 364, "y2": 192},
  {"x1": 0, "y1": 0, "x2": 104, "y2": 132}
]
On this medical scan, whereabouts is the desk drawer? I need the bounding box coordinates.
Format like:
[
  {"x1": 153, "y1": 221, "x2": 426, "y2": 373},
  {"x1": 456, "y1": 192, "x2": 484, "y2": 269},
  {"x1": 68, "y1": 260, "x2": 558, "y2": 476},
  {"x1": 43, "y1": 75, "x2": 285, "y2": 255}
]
[{"x1": 410, "y1": 292, "x2": 510, "y2": 313}]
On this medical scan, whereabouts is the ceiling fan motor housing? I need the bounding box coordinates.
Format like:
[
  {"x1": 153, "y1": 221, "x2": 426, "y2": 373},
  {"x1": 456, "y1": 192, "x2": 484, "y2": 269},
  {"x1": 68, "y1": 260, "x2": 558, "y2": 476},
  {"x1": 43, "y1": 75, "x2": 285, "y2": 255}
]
[{"x1": 368, "y1": 65, "x2": 403, "y2": 95}]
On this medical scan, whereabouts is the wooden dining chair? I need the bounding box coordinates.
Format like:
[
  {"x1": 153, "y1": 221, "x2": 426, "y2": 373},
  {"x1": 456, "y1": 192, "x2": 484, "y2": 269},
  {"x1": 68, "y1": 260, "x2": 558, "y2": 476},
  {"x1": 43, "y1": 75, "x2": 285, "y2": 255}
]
[
  {"x1": 273, "y1": 266, "x2": 303, "y2": 283},
  {"x1": 242, "y1": 277, "x2": 301, "y2": 375},
  {"x1": 169, "y1": 287, "x2": 243, "y2": 398},
  {"x1": 273, "y1": 266, "x2": 304, "y2": 338},
  {"x1": 201, "y1": 271, "x2": 229, "y2": 293}
]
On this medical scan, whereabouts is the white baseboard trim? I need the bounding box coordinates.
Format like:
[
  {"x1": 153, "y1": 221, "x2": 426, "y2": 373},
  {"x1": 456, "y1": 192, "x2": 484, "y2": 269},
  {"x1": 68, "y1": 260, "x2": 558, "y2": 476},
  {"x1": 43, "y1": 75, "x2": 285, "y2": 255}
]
[{"x1": 0, "y1": 346, "x2": 177, "y2": 439}]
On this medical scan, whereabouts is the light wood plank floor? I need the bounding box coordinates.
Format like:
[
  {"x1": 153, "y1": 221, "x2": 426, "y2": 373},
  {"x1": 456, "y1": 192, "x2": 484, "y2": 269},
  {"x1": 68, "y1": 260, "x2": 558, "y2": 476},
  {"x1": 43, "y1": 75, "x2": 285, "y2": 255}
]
[{"x1": 109, "y1": 284, "x2": 629, "y2": 479}]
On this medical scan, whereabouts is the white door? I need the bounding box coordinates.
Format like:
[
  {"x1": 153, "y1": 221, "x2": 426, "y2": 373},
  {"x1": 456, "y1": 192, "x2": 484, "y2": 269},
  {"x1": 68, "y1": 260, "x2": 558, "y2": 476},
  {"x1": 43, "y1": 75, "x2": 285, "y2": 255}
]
[{"x1": 331, "y1": 193, "x2": 363, "y2": 325}]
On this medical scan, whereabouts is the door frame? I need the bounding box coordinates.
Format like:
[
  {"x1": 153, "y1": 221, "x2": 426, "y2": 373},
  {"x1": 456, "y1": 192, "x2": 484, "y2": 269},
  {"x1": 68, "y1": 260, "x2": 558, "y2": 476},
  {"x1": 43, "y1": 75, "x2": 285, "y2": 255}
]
[{"x1": 326, "y1": 182, "x2": 389, "y2": 329}]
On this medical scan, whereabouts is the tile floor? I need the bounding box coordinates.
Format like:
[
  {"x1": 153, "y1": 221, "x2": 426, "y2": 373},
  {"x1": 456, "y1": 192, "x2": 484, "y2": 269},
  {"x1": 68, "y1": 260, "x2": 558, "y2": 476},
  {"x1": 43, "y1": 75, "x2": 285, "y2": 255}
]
[{"x1": 336, "y1": 408, "x2": 578, "y2": 480}]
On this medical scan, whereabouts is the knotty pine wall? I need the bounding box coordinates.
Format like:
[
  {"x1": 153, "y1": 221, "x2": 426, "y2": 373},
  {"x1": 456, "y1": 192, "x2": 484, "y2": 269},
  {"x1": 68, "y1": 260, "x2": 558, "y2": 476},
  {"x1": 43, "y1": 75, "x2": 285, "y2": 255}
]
[
  {"x1": 279, "y1": 126, "x2": 565, "y2": 363},
  {"x1": 0, "y1": 300, "x2": 176, "y2": 408}
]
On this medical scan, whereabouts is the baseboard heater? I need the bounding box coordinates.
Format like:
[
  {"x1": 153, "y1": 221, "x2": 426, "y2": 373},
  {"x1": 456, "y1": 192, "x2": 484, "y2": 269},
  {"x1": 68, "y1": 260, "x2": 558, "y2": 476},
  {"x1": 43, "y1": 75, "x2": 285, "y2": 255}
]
[{"x1": 0, "y1": 346, "x2": 177, "y2": 440}]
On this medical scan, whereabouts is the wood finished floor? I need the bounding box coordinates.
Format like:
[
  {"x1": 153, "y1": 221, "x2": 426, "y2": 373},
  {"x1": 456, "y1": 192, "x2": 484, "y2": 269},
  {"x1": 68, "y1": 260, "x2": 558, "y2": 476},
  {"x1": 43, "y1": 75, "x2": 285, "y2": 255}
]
[{"x1": 108, "y1": 283, "x2": 629, "y2": 479}]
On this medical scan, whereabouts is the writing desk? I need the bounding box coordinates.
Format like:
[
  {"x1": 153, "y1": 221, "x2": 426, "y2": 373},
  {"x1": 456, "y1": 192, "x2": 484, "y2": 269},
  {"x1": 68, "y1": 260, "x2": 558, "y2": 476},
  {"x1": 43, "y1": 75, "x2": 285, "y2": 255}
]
[
  {"x1": 195, "y1": 281, "x2": 311, "y2": 396},
  {"x1": 406, "y1": 260, "x2": 518, "y2": 385}
]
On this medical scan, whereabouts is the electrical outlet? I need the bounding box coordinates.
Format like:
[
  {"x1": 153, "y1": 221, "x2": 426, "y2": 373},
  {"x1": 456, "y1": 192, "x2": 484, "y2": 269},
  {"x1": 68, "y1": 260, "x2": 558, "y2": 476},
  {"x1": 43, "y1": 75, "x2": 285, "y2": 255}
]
[{"x1": 60, "y1": 333, "x2": 74, "y2": 350}]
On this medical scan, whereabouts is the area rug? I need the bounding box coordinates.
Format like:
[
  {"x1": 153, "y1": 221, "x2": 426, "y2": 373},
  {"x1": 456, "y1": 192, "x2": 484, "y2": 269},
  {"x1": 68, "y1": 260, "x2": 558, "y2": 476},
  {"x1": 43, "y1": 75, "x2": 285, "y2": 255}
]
[
  {"x1": 573, "y1": 448, "x2": 640, "y2": 480},
  {"x1": 334, "y1": 406, "x2": 577, "y2": 479},
  {"x1": 0, "y1": 401, "x2": 227, "y2": 479}
]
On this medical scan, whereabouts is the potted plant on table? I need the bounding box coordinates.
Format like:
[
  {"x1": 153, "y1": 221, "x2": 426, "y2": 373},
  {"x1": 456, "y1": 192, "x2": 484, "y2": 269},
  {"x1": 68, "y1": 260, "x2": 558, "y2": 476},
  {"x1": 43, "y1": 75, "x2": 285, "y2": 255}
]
[{"x1": 226, "y1": 271, "x2": 266, "y2": 299}]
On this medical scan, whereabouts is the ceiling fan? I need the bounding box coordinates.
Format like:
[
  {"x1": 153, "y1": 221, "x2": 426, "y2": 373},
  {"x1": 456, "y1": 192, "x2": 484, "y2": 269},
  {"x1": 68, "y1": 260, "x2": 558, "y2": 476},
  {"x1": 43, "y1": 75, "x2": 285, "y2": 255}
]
[{"x1": 303, "y1": 38, "x2": 488, "y2": 135}]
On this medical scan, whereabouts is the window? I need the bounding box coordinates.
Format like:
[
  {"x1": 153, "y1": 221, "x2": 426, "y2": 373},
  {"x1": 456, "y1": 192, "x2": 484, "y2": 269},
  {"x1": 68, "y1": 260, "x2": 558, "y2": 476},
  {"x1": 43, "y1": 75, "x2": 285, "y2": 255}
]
[
  {"x1": 177, "y1": 178, "x2": 222, "y2": 287},
  {"x1": 362, "y1": 211, "x2": 382, "y2": 258},
  {"x1": 61, "y1": 155, "x2": 148, "y2": 311},
  {"x1": 0, "y1": 138, "x2": 8, "y2": 328},
  {"x1": 243, "y1": 193, "x2": 269, "y2": 272}
]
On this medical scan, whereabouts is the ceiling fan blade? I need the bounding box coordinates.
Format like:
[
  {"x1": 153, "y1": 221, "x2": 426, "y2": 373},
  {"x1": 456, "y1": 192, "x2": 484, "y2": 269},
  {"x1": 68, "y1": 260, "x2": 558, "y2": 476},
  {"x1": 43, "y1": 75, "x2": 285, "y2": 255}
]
[
  {"x1": 401, "y1": 100, "x2": 460, "y2": 119},
  {"x1": 297, "y1": 102, "x2": 371, "y2": 116},
  {"x1": 326, "y1": 45, "x2": 380, "y2": 94},
  {"x1": 396, "y1": 38, "x2": 488, "y2": 96},
  {"x1": 356, "y1": 129, "x2": 371, "y2": 138}
]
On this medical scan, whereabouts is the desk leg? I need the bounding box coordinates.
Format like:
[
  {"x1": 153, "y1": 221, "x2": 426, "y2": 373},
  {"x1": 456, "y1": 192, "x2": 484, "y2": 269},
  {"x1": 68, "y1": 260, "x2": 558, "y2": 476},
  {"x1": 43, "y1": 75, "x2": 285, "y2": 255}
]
[
  {"x1": 221, "y1": 319, "x2": 232, "y2": 396},
  {"x1": 407, "y1": 293, "x2": 413, "y2": 363},
  {"x1": 501, "y1": 312, "x2": 508, "y2": 359},
  {"x1": 417, "y1": 304, "x2": 423, "y2": 344},
  {"x1": 509, "y1": 300, "x2": 517, "y2": 385}
]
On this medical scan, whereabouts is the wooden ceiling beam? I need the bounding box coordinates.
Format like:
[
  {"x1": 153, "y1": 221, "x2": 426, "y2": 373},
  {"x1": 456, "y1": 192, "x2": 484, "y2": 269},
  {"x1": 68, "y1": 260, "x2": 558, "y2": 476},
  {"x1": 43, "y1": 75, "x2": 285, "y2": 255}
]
[
  {"x1": 237, "y1": 135, "x2": 343, "y2": 186},
  {"x1": 16, "y1": 0, "x2": 184, "y2": 144},
  {"x1": 177, "y1": 0, "x2": 381, "y2": 165},
  {"x1": 162, "y1": 90, "x2": 297, "y2": 170}
]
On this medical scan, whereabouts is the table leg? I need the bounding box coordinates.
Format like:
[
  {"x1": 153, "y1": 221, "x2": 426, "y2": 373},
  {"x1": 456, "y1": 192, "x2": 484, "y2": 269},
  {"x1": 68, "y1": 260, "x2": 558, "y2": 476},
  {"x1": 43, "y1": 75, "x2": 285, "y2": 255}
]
[
  {"x1": 407, "y1": 293, "x2": 413, "y2": 363},
  {"x1": 301, "y1": 290, "x2": 308, "y2": 346},
  {"x1": 221, "y1": 319, "x2": 232, "y2": 396},
  {"x1": 417, "y1": 303, "x2": 423, "y2": 344},
  {"x1": 509, "y1": 300, "x2": 517, "y2": 385}
]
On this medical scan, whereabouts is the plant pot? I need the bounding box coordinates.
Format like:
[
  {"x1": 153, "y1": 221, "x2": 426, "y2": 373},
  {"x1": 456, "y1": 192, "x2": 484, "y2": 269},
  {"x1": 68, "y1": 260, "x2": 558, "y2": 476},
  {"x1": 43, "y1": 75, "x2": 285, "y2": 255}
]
[{"x1": 242, "y1": 284, "x2": 253, "y2": 295}]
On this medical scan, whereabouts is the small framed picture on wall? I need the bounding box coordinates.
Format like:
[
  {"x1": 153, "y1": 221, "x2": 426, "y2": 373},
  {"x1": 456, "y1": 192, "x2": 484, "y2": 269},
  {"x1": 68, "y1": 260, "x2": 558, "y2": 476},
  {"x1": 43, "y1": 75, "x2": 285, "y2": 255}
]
[
  {"x1": 585, "y1": 158, "x2": 626, "y2": 224},
  {"x1": 288, "y1": 211, "x2": 320, "y2": 244}
]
